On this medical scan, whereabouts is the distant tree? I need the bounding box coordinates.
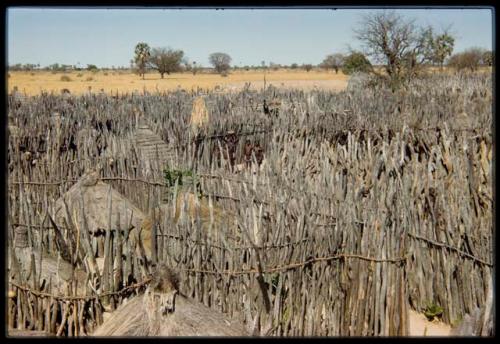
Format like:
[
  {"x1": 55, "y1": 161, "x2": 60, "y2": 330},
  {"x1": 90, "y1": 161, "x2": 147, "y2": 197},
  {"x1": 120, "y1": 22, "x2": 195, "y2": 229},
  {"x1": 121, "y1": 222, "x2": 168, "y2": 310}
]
[
  {"x1": 342, "y1": 52, "x2": 372, "y2": 75},
  {"x1": 321, "y1": 53, "x2": 345, "y2": 73},
  {"x1": 447, "y1": 48, "x2": 484, "y2": 72},
  {"x1": 134, "y1": 42, "x2": 151, "y2": 79},
  {"x1": 269, "y1": 62, "x2": 281, "y2": 71},
  {"x1": 354, "y1": 11, "x2": 444, "y2": 89},
  {"x1": 191, "y1": 61, "x2": 202, "y2": 75},
  {"x1": 303, "y1": 64, "x2": 313, "y2": 72},
  {"x1": 87, "y1": 64, "x2": 98, "y2": 71},
  {"x1": 209, "y1": 52, "x2": 232, "y2": 75},
  {"x1": 9, "y1": 63, "x2": 22, "y2": 71},
  {"x1": 148, "y1": 47, "x2": 184, "y2": 78},
  {"x1": 290, "y1": 63, "x2": 298, "y2": 69},
  {"x1": 61, "y1": 64, "x2": 73, "y2": 71},
  {"x1": 432, "y1": 32, "x2": 455, "y2": 69},
  {"x1": 47, "y1": 63, "x2": 66, "y2": 72}
]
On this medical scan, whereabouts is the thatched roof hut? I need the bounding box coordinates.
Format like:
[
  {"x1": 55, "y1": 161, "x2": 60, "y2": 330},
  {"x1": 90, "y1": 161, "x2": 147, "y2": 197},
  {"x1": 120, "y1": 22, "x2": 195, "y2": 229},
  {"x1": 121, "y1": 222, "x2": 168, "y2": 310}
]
[
  {"x1": 93, "y1": 294, "x2": 249, "y2": 337},
  {"x1": 52, "y1": 170, "x2": 145, "y2": 237},
  {"x1": 10, "y1": 226, "x2": 88, "y2": 295},
  {"x1": 92, "y1": 265, "x2": 249, "y2": 337}
]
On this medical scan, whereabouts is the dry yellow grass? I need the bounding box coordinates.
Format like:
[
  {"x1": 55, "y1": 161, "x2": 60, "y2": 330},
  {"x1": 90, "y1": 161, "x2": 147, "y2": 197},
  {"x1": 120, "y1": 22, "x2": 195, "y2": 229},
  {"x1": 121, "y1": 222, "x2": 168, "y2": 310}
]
[{"x1": 7, "y1": 69, "x2": 350, "y2": 95}]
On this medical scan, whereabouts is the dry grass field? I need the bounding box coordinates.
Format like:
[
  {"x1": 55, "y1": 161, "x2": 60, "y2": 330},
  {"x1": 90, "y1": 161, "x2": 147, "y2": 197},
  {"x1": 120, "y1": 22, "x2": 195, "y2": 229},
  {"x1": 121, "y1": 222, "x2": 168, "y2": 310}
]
[{"x1": 7, "y1": 69, "x2": 350, "y2": 95}]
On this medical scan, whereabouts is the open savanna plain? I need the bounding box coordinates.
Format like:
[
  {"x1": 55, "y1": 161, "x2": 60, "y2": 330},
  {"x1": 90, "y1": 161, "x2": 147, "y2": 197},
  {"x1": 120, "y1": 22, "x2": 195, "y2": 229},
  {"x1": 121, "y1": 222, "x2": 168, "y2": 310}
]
[
  {"x1": 7, "y1": 70, "x2": 493, "y2": 337},
  {"x1": 7, "y1": 69, "x2": 349, "y2": 95}
]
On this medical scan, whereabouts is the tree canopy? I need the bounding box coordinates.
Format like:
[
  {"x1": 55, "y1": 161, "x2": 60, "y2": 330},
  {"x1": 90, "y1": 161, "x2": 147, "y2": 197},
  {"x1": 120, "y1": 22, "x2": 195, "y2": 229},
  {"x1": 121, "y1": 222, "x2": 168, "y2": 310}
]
[
  {"x1": 209, "y1": 52, "x2": 232, "y2": 75},
  {"x1": 149, "y1": 47, "x2": 185, "y2": 78}
]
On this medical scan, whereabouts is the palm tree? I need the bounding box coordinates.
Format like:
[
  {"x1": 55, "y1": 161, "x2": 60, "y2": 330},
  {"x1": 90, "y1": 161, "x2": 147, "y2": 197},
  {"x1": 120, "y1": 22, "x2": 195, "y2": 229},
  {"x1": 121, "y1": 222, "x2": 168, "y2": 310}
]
[{"x1": 134, "y1": 42, "x2": 151, "y2": 80}]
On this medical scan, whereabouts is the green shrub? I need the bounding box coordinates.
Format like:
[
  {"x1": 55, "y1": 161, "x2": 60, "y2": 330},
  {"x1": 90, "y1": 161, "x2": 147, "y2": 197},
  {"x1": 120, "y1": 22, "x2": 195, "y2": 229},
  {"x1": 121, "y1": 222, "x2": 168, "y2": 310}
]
[
  {"x1": 60, "y1": 75, "x2": 72, "y2": 82},
  {"x1": 342, "y1": 52, "x2": 373, "y2": 75},
  {"x1": 423, "y1": 302, "x2": 443, "y2": 321},
  {"x1": 163, "y1": 168, "x2": 202, "y2": 196}
]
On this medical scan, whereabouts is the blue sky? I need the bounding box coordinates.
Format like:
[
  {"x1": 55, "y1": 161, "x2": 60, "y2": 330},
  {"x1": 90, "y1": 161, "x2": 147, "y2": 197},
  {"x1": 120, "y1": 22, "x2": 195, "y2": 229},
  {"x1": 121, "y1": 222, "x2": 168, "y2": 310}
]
[{"x1": 7, "y1": 7, "x2": 494, "y2": 68}]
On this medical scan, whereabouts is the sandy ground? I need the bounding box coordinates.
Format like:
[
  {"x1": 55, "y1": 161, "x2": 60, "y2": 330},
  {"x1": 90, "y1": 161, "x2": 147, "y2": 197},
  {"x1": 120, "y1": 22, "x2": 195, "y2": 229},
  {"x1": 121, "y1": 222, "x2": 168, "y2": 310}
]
[
  {"x1": 408, "y1": 310, "x2": 452, "y2": 336},
  {"x1": 7, "y1": 69, "x2": 349, "y2": 95}
]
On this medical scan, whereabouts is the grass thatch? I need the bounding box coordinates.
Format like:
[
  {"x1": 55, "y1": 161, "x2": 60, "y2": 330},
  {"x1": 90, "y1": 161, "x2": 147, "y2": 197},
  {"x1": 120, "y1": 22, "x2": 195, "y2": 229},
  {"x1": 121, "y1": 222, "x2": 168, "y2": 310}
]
[
  {"x1": 93, "y1": 264, "x2": 248, "y2": 337},
  {"x1": 190, "y1": 96, "x2": 209, "y2": 131}
]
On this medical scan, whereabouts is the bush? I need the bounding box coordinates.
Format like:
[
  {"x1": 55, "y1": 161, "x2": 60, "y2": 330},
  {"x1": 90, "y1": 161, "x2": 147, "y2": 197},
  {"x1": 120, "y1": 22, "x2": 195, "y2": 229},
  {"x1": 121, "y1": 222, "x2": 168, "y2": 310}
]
[
  {"x1": 104, "y1": 72, "x2": 109, "y2": 76},
  {"x1": 303, "y1": 64, "x2": 313, "y2": 72},
  {"x1": 60, "y1": 75, "x2": 72, "y2": 82},
  {"x1": 448, "y1": 48, "x2": 483, "y2": 72},
  {"x1": 76, "y1": 73, "x2": 83, "y2": 77},
  {"x1": 30, "y1": 72, "x2": 35, "y2": 76},
  {"x1": 342, "y1": 52, "x2": 372, "y2": 75},
  {"x1": 424, "y1": 302, "x2": 444, "y2": 321},
  {"x1": 86, "y1": 76, "x2": 94, "y2": 81}
]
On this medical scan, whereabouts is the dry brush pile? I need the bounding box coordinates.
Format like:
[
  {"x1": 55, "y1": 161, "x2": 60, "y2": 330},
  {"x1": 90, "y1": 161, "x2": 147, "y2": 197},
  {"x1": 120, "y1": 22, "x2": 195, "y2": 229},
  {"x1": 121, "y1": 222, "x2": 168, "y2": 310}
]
[{"x1": 6, "y1": 72, "x2": 493, "y2": 336}]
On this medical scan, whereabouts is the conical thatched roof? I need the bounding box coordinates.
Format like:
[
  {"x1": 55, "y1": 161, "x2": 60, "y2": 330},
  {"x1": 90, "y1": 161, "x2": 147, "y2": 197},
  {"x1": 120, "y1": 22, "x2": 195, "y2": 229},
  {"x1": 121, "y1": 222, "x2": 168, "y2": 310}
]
[
  {"x1": 10, "y1": 226, "x2": 88, "y2": 295},
  {"x1": 52, "y1": 170, "x2": 146, "y2": 235},
  {"x1": 92, "y1": 265, "x2": 248, "y2": 337},
  {"x1": 92, "y1": 294, "x2": 249, "y2": 337}
]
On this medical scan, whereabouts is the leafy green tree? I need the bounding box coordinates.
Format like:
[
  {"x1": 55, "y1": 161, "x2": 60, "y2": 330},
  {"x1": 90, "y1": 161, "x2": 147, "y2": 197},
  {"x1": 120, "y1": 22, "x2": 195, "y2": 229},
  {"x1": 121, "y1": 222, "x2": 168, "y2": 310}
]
[
  {"x1": 87, "y1": 64, "x2": 98, "y2": 71},
  {"x1": 134, "y1": 42, "x2": 151, "y2": 79},
  {"x1": 432, "y1": 32, "x2": 455, "y2": 69},
  {"x1": 342, "y1": 52, "x2": 372, "y2": 75},
  {"x1": 149, "y1": 47, "x2": 184, "y2": 78}
]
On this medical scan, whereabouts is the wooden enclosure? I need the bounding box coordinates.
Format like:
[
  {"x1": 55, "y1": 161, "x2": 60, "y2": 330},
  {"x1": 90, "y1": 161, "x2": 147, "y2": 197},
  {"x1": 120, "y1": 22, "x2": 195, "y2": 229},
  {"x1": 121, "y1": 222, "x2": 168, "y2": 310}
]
[{"x1": 6, "y1": 73, "x2": 493, "y2": 336}]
